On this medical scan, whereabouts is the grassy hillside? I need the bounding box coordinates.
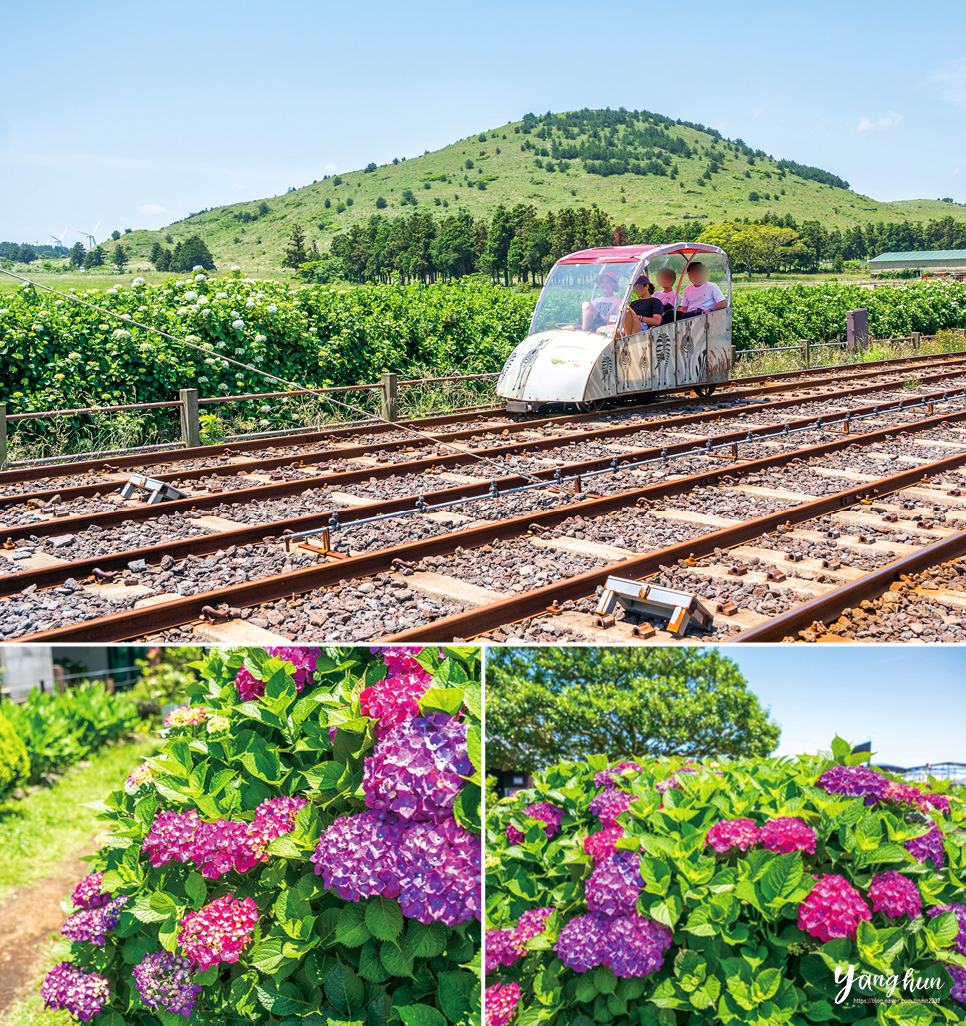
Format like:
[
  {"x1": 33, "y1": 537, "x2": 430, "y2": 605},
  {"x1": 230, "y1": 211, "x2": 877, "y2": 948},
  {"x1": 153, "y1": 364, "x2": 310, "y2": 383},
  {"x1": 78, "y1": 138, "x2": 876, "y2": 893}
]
[{"x1": 26, "y1": 110, "x2": 966, "y2": 274}]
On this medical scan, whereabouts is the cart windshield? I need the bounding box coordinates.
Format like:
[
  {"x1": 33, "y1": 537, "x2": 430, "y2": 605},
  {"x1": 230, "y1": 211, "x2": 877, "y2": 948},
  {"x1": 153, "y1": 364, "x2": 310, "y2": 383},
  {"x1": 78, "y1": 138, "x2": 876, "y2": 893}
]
[{"x1": 529, "y1": 261, "x2": 634, "y2": 335}]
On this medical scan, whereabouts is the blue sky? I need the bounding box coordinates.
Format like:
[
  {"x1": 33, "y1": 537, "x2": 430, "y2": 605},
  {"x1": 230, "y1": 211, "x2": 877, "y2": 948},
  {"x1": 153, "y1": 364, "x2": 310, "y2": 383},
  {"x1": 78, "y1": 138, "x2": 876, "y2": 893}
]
[
  {"x1": 2, "y1": 0, "x2": 964, "y2": 245},
  {"x1": 728, "y1": 647, "x2": 966, "y2": 768}
]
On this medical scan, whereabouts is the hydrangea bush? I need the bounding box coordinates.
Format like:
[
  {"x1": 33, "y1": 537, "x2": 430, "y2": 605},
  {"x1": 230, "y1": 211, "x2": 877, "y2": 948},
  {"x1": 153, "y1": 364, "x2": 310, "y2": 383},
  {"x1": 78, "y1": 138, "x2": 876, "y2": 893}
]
[
  {"x1": 486, "y1": 737, "x2": 966, "y2": 1026},
  {"x1": 44, "y1": 645, "x2": 481, "y2": 1026}
]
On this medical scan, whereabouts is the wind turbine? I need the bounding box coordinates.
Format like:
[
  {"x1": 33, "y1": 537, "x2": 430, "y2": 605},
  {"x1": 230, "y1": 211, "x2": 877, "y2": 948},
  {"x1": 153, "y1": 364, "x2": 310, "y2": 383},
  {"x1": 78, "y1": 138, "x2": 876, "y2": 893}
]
[
  {"x1": 77, "y1": 220, "x2": 101, "y2": 249},
  {"x1": 48, "y1": 230, "x2": 68, "y2": 251}
]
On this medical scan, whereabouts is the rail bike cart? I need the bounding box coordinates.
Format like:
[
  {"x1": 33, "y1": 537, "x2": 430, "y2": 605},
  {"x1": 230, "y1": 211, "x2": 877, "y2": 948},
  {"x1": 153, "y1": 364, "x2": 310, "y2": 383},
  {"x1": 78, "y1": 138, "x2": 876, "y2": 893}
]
[{"x1": 497, "y1": 242, "x2": 732, "y2": 413}]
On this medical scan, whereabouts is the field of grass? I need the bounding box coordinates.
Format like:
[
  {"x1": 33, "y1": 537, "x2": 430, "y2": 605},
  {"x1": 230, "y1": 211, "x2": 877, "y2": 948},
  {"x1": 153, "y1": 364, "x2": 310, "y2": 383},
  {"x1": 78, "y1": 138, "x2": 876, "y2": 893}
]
[{"x1": 15, "y1": 111, "x2": 965, "y2": 276}]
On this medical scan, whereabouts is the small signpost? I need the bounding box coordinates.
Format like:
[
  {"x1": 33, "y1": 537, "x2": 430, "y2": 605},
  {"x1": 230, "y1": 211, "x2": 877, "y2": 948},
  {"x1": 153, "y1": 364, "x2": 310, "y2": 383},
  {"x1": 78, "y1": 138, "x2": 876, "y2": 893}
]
[{"x1": 847, "y1": 308, "x2": 869, "y2": 349}]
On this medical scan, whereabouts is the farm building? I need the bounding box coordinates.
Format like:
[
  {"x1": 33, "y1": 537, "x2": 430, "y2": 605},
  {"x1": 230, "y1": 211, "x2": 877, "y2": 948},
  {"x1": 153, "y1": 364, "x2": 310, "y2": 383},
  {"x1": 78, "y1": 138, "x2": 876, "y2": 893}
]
[
  {"x1": 0, "y1": 645, "x2": 147, "y2": 700},
  {"x1": 870, "y1": 249, "x2": 966, "y2": 277}
]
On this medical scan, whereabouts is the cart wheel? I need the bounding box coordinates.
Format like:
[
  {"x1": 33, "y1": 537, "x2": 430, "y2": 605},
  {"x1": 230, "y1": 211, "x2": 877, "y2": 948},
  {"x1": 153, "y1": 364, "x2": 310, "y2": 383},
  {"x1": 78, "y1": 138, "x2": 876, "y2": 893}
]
[
  {"x1": 576, "y1": 399, "x2": 604, "y2": 413},
  {"x1": 694, "y1": 385, "x2": 716, "y2": 398}
]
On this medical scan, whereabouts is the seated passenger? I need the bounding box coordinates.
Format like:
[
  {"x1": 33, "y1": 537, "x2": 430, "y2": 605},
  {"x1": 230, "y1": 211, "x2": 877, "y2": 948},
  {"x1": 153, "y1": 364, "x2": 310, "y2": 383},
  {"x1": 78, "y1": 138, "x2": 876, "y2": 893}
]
[
  {"x1": 680, "y1": 262, "x2": 727, "y2": 316},
  {"x1": 581, "y1": 270, "x2": 624, "y2": 331},
  {"x1": 621, "y1": 275, "x2": 664, "y2": 335},
  {"x1": 651, "y1": 267, "x2": 682, "y2": 323}
]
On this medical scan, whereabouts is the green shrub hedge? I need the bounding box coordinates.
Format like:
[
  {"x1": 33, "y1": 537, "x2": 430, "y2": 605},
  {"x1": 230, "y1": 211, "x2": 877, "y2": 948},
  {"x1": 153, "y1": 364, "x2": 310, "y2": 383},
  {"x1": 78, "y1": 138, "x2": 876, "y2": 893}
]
[{"x1": 0, "y1": 707, "x2": 30, "y2": 796}]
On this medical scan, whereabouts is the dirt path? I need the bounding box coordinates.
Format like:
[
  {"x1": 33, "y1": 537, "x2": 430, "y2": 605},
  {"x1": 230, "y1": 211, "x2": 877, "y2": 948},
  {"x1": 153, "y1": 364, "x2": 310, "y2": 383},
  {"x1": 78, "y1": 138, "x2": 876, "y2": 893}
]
[{"x1": 0, "y1": 847, "x2": 93, "y2": 1020}]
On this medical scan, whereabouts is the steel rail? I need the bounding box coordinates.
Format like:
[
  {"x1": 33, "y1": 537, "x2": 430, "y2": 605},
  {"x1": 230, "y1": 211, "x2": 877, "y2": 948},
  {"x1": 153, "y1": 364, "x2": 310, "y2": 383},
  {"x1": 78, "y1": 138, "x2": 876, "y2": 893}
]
[
  {"x1": 379, "y1": 452, "x2": 966, "y2": 643},
  {"x1": 7, "y1": 356, "x2": 966, "y2": 512},
  {"x1": 3, "y1": 377, "x2": 965, "y2": 545},
  {"x1": 728, "y1": 531, "x2": 966, "y2": 643},
  {"x1": 4, "y1": 348, "x2": 961, "y2": 485},
  {"x1": 8, "y1": 412, "x2": 966, "y2": 644}
]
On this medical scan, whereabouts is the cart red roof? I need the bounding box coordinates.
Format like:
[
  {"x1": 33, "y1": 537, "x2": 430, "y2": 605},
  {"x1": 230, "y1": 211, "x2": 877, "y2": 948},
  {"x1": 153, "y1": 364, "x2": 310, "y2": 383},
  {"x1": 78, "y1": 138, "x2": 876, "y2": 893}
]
[{"x1": 556, "y1": 242, "x2": 728, "y2": 265}]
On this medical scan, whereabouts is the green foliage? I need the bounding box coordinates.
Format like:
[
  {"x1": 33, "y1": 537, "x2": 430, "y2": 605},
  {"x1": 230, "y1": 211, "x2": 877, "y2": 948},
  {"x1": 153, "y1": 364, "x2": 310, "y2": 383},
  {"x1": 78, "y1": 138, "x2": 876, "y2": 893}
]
[
  {"x1": 0, "y1": 707, "x2": 30, "y2": 797},
  {"x1": 485, "y1": 649, "x2": 780, "y2": 773},
  {"x1": 3, "y1": 683, "x2": 140, "y2": 783},
  {"x1": 58, "y1": 646, "x2": 481, "y2": 1024},
  {"x1": 126, "y1": 649, "x2": 204, "y2": 721},
  {"x1": 486, "y1": 742, "x2": 966, "y2": 1026}
]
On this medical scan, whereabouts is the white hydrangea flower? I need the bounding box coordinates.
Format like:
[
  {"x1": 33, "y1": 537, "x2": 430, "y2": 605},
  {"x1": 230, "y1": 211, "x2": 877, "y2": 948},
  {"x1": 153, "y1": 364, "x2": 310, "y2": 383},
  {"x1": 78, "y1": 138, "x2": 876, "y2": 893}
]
[
  {"x1": 192, "y1": 265, "x2": 204, "y2": 273},
  {"x1": 230, "y1": 265, "x2": 240, "y2": 271},
  {"x1": 194, "y1": 273, "x2": 206, "y2": 282},
  {"x1": 254, "y1": 334, "x2": 266, "y2": 343},
  {"x1": 245, "y1": 299, "x2": 255, "y2": 308},
  {"x1": 133, "y1": 277, "x2": 146, "y2": 285},
  {"x1": 197, "y1": 375, "x2": 209, "y2": 383},
  {"x1": 232, "y1": 319, "x2": 244, "y2": 330},
  {"x1": 267, "y1": 304, "x2": 277, "y2": 313},
  {"x1": 184, "y1": 291, "x2": 198, "y2": 302},
  {"x1": 216, "y1": 292, "x2": 228, "y2": 300},
  {"x1": 112, "y1": 328, "x2": 131, "y2": 339},
  {"x1": 206, "y1": 714, "x2": 230, "y2": 734},
  {"x1": 196, "y1": 296, "x2": 208, "y2": 305},
  {"x1": 234, "y1": 348, "x2": 246, "y2": 355},
  {"x1": 185, "y1": 335, "x2": 200, "y2": 343}
]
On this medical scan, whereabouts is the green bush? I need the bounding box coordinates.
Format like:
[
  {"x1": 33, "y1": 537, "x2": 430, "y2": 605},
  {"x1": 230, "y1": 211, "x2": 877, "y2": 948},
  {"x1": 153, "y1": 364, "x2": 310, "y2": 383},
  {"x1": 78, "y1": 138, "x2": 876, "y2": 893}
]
[
  {"x1": 486, "y1": 738, "x2": 966, "y2": 1026},
  {"x1": 0, "y1": 708, "x2": 29, "y2": 796}
]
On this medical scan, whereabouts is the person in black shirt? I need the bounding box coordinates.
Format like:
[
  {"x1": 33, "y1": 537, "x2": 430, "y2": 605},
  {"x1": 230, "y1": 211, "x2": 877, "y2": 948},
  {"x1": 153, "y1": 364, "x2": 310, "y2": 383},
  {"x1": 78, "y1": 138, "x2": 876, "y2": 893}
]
[{"x1": 622, "y1": 275, "x2": 664, "y2": 335}]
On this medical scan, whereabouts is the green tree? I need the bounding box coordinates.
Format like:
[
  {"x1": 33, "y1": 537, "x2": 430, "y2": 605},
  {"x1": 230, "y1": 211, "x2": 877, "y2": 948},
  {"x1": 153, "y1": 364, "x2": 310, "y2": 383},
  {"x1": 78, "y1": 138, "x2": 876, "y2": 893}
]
[
  {"x1": 68, "y1": 241, "x2": 86, "y2": 269},
  {"x1": 111, "y1": 230, "x2": 121, "y2": 241},
  {"x1": 149, "y1": 241, "x2": 163, "y2": 265},
  {"x1": 112, "y1": 243, "x2": 127, "y2": 268},
  {"x1": 167, "y1": 236, "x2": 215, "y2": 272},
  {"x1": 84, "y1": 246, "x2": 105, "y2": 269},
  {"x1": 18, "y1": 244, "x2": 37, "y2": 264},
  {"x1": 485, "y1": 648, "x2": 781, "y2": 772},
  {"x1": 281, "y1": 223, "x2": 309, "y2": 270}
]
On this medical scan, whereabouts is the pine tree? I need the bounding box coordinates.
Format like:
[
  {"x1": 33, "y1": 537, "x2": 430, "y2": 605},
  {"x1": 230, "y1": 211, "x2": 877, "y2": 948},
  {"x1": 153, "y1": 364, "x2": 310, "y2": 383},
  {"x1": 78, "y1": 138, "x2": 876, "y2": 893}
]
[{"x1": 281, "y1": 224, "x2": 309, "y2": 270}]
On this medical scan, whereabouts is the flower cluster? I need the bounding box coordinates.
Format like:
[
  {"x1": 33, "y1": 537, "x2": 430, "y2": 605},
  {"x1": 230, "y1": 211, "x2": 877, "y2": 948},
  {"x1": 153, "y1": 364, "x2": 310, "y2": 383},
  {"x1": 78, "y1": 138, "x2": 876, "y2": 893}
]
[
  {"x1": 705, "y1": 818, "x2": 758, "y2": 854},
  {"x1": 177, "y1": 895, "x2": 259, "y2": 971},
  {"x1": 163, "y1": 706, "x2": 208, "y2": 729},
  {"x1": 593, "y1": 762, "x2": 642, "y2": 789},
  {"x1": 62, "y1": 895, "x2": 128, "y2": 946},
  {"x1": 585, "y1": 850, "x2": 643, "y2": 917},
  {"x1": 485, "y1": 908, "x2": 554, "y2": 973},
  {"x1": 371, "y1": 646, "x2": 432, "y2": 680},
  {"x1": 583, "y1": 826, "x2": 624, "y2": 862},
  {"x1": 312, "y1": 809, "x2": 480, "y2": 926},
  {"x1": 817, "y1": 764, "x2": 890, "y2": 801},
  {"x1": 758, "y1": 817, "x2": 817, "y2": 854},
  {"x1": 655, "y1": 766, "x2": 699, "y2": 794},
  {"x1": 589, "y1": 788, "x2": 636, "y2": 827},
  {"x1": 797, "y1": 874, "x2": 872, "y2": 942},
  {"x1": 869, "y1": 871, "x2": 922, "y2": 919},
  {"x1": 132, "y1": 952, "x2": 201, "y2": 1018},
  {"x1": 235, "y1": 667, "x2": 263, "y2": 702},
  {"x1": 904, "y1": 824, "x2": 946, "y2": 868},
  {"x1": 363, "y1": 713, "x2": 471, "y2": 821},
  {"x1": 486, "y1": 982, "x2": 521, "y2": 1026},
  {"x1": 234, "y1": 648, "x2": 320, "y2": 701},
  {"x1": 41, "y1": 963, "x2": 111, "y2": 1022},
  {"x1": 556, "y1": 911, "x2": 673, "y2": 979},
  {"x1": 71, "y1": 872, "x2": 111, "y2": 910},
  {"x1": 142, "y1": 797, "x2": 306, "y2": 878},
  {"x1": 506, "y1": 802, "x2": 564, "y2": 845},
  {"x1": 360, "y1": 672, "x2": 430, "y2": 733},
  {"x1": 125, "y1": 764, "x2": 154, "y2": 790}
]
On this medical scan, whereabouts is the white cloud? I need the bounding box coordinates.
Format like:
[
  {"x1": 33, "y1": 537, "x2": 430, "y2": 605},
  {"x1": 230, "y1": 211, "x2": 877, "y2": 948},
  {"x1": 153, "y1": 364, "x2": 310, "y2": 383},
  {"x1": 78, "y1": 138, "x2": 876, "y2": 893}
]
[
  {"x1": 323, "y1": 162, "x2": 338, "y2": 171},
  {"x1": 138, "y1": 203, "x2": 167, "y2": 214},
  {"x1": 954, "y1": 168, "x2": 961, "y2": 176},
  {"x1": 857, "y1": 111, "x2": 902, "y2": 132},
  {"x1": 231, "y1": 183, "x2": 245, "y2": 190},
  {"x1": 924, "y1": 59, "x2": 966, "y2": 106},
  {"x1": 753, "y1": 108, "x2": 763, "y2": 118}
]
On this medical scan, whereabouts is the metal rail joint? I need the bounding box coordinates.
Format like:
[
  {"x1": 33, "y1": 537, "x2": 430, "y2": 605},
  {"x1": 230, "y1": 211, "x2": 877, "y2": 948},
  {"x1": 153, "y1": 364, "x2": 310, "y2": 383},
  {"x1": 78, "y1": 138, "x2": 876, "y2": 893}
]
[{"x1": 594, "y1": 576, "x2": 715, "y2": 636}]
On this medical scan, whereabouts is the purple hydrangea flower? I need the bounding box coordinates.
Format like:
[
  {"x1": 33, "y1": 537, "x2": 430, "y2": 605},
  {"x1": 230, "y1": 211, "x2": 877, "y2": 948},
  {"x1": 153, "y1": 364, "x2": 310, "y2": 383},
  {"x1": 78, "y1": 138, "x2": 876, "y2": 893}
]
[
  {"x1": 132, "y1": 951, "x2": 201, "y2": 1017},
  {"x1": 927, "y1": 903, "x2": 966, "y2": 955},
  {"x1": 594, "y1": 762, "x2": 642, "y2": 789},
  {"x1": 62, "y1": 895, "x2": 128, "y2": 945},
  {"x1": 905, "y1": 825, "x2": 946, "y2": 868},
  {"x1": 506, "y1": 802, "x2": 564, "y2": 845},
  {"x1": 655, "y1": 766, "x2": 699, "y2": 794},
  {"x1": 41, "y1": 963, "x2": 110, "y2": 1022},
  {"x1": 589, "y1": 788, "x2": 636, "y2": 827},
  {"x1": 363, "y1": 713, "x2": 472, "y2": 821},
  {"x1": 70, "y1": 873, "x2": 111, "y2": 910},
  {"x1": 311, "y1": 811, "x2": 405, "y2": 901},
  {"x1": 869, "y1": 872, "x2": 922, "y2": 919},
  {"x1": 585, "y1": 850, "x2": 643, "y2": 917},
  {"x1": 817, "y1": 765, "x2": 890, "y2": 801},
  {"x1": 266, "y1": 647, "x2": 319, "y2": 690},
  {"x1": 555, "y1": 912, "x2": 611, "y2": 973},
  {"x1": 605, "y1": 913, "x2": 674, "y2": 978},
  {"x1": 947, "y1": 963, "x2": 966, "y2": 1004}
]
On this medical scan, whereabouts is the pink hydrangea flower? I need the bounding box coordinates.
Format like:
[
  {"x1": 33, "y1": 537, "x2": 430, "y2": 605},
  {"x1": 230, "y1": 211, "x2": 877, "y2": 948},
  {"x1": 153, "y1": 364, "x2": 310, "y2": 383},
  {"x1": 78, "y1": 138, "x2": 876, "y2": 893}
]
[
  {"x1": 589, "y1": 788, "x2": 636, "y2": 827},
  {"x1": 178, "y1": 895, "x2": 258, "y2": 970},
  {"x1": 125, "y1": 764, "x2": 154, "y2": 790},
  {"x1": 71, "y1": 872, "x2": 111, "y2": 910},
  {"x1": 235, "y1": 666, "x2": 264, "y2": 702},
  {"x1": 360, "y1": 672, "x2": 430, "y2": 733},
  {"x1": 705, "y1": 818, "x2": 759, "y2": 854},
  {"x1": 869, "y1": 871, "x2": 922, "y2": 919},
  {"x1": 798, "y1": 874, "x2": 871, "y2": 942},
  {"x1": 506, "y1": 802, "x2": 564, "y2": 845},
  {"x1": 143, "y1": 810, "x2": 202, "y2": 867},
  {"x1": 584, "y1": 826, "x2": 625, "y2": 862},
  {"x1": 758, "y1": 817, "x2": 816, "y2": 855},
  {"x1": 370, "y1": 646, "x2": 431, "y2": 679},
  {"x1": 163, "y1": 706, "x2": 208, "y2": 729},
  {"x1": 923, "y1": 793, "x2": 951, "y2": 815},
  {"x1": 882, "y1": 782, "x2": 927, "y2": 809},
  {"x1": 486, "y1": 982, "x2": 520, "y2": 1026},
  {"x1": 41, "y1": 963, "x2": 110, "y2": 1022},
  {"x1": 594, "y1": 762, "x2": 642, "y2": 789}
]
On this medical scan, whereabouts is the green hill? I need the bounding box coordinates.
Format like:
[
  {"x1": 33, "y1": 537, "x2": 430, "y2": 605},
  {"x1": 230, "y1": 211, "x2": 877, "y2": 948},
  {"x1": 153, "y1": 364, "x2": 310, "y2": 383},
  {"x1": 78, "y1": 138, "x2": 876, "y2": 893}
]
[{"x1": 89, "y1": 109, "x2": 966, "y2": 272}]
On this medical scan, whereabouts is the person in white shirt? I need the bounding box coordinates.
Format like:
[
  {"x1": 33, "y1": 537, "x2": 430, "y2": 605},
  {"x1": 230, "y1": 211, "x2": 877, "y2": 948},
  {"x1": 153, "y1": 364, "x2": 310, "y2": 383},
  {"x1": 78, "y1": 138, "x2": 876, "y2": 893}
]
[
  {"x1": 680, "y1": 262, "x2": 727, "y2": 315},
  {"x1": 581, "y1": 270, "x2": 624, "y2": 331}
]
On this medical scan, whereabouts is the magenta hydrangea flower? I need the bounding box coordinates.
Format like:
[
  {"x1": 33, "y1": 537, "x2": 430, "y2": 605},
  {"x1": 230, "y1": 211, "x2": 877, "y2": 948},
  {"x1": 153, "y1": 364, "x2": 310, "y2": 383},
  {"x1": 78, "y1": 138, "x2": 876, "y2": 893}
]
[
  {"x1": 235, "y1": 666, "x2": 263, "y2": 702},
  {"x1": 163, "y1": 706, "x2": 208, "y2": 729},
  {"x1": 506, "y1": 802, "x2": 564, "y2": 845},
  {"x1": 605, "y1": 913, "x2": 674, "y2": 979},
  {"x1": 589, "y1": 788, "x2": 637, "y2": 827},
  {"x1": 142, "y1": 810, "x2": 201, "y2": 867},
  {"x1": 869, "y1": 872, "x2": 922, "y2": 919},
  {"x1": 41, "y1": 963, "x2": 111, "y2": 1022},
  {"x1": 187, "y1": 820, "x2": 260, "y2": 879},
  {"x1": 905, "y1": 825, "x2": 946, "y2": 868},
  {"x1": 798, "y1": 874, "x2": 872, "y2": 942},
  {"x1": 246, "y1": 796, "x2": 307, "y2": 859},
  {"x1": 705, "y1": 818, "x2": 759, "y2": 854},
  {"x1": 759, "y1": 817, "x2": 817, "y2": 855},
  {"x1": 586, "y1": 850, "x2": 643, "y2": 918},
  {"x1": 360, "y1": 672, "x2": 431, "y2": 733},
  {"x1": 132, "y1": 951, "x2": 201, "y2": 1017},
  {"x1": 363, "y1": 713, "x2": 471, "y2": 821},
  {"x1": 177, "y1": 895, "x2": 258, "y2": 970},
  {"x1": 485, "y1": 908, "x2": 554, "y2": 974},
  {"x1": 594, "y1": 762, "x2": 642, "y2": 789},
  {"x1": 517, "y1": 906, "x2": 554, "y2": 940},
  {"x1": 584, "y1": 826, "x2": 625, "y2": 862},
  {"x1": 486, "y1": 982, "x2": 520, "y2": 1026},
  {"x1": 370, "y1": 646, "x2": 432, "y2": 680},
  {"x1": 266, "y1": 647, "x2": 319, "y2": 690},
  {"x1": 927, "y1": 904, "x2": 966, "y2": 955},
  {"x1": 882, "y1": 782, "x2": 927, "y2": 809},
  {"x1": 923, "y1": 793, "x2": 952, "y2": 815},
  {"x1": 555, "y1": 912, "x2": 612, "y2": 973},
  {"x1": 62, "y1": 895, "x2": 128, "y2": 945},
  {"x1": 817, "y1": 764, "x2": 889, "y2": 801},
  {"x1": 71, "y1": 873, "x2": 111, "y2": 911}
]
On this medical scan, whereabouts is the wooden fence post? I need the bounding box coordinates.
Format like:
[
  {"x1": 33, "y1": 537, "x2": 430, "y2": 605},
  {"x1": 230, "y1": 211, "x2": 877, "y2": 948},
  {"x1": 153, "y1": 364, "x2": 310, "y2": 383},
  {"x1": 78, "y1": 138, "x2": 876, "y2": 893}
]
[
  {"x1": 381, "y1": 372, "x2": 398, "y2": 422},
  {"x1": 803, "y1": 340, "x2": 811, "y2": 368},
  {"x1": 0, "y1": 404, "x2": 6, "y2": 471},
  {"x1": 910, "y1": 332, "x2": 921, "y2": 350},
  {"x1": 179, "y1": 389, "x2": 200, "y2": 448}
]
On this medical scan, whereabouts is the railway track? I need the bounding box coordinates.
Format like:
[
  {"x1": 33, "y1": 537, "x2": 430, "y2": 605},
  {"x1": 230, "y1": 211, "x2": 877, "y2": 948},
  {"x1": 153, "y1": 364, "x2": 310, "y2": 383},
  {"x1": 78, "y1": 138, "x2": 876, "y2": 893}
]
[{"x1": 3, "y1": 348, "x2": 966, "y2": 645}]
